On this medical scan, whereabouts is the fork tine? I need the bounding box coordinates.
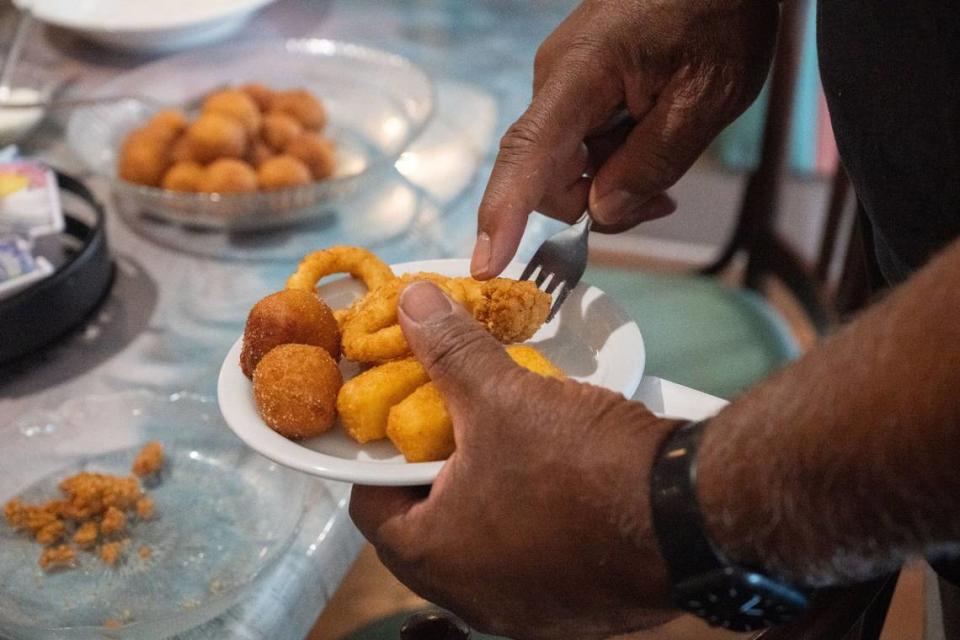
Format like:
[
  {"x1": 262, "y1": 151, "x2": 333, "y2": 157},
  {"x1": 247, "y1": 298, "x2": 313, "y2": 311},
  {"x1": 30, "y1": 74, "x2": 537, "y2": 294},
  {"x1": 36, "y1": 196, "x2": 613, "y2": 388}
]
[
  {"x1": 535, "y1": 269, "x2": 551, "y2": 288},
  {"x1": 544, "y1": 276, "x2": 563, "y2": 295},
  {"x1": 519, "y1": 260, "x2": 539, "y2": 281},
  {"x1": 546, "y1": 282, "x2": 572, "y2": 322}
]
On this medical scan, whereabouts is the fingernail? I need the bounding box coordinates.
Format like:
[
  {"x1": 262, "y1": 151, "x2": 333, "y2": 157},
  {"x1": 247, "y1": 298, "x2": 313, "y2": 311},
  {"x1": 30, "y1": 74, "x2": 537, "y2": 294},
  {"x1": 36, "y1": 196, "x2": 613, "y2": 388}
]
[
  {"x1": 470, "y1": 232, "x2": 491, "y2": 277},
  {"x1": 400, "y1": 281, "x2": 453, "y2": 324},
  {"x1": 592, "y1": 189, "x2": 642, "y2": 223}
]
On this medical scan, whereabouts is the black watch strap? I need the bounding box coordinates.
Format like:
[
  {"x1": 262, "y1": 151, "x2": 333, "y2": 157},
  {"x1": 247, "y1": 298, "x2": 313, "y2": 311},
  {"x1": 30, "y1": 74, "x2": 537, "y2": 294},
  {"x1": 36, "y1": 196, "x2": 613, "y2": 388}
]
[{"x1": 650, "y1": 420, "x2": 724, "y2": 582}]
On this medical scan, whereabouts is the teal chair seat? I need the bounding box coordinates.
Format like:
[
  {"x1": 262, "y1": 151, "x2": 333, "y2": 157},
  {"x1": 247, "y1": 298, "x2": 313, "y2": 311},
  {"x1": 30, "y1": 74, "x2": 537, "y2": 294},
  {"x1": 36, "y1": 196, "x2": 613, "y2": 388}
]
[{"x1": 585, "y1": 266, "x2": 800, "y2": 400}]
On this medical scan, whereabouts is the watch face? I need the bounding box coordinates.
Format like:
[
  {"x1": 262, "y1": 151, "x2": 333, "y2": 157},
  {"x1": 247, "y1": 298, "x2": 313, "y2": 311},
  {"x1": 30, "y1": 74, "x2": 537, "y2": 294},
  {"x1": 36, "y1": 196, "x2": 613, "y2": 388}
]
[{"x1": 674, "y1": 568, "x2": 808, "y2": 632}]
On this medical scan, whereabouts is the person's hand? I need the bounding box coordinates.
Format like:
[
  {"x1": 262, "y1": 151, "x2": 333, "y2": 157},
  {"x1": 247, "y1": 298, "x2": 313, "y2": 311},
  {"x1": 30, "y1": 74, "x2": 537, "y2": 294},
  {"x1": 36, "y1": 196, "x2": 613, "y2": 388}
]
[
  {"x1": 350, "y1": 281, "x2": 684, "y2": 640},
  {"x1": 471, "y1": 0, "x2": 779, "y2": 279}
]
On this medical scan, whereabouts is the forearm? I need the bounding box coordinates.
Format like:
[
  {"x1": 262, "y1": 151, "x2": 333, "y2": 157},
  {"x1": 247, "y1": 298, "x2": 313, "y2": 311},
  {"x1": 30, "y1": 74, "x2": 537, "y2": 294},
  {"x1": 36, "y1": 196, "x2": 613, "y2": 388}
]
[{"x1": 697, "y1": 236, "x2": 960, "y2": 587}]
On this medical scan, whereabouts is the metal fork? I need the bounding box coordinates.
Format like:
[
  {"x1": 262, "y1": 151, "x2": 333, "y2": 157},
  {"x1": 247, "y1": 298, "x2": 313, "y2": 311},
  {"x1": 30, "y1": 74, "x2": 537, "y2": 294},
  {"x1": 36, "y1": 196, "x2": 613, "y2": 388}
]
[{"x1": 520, "y1": 212, "x2": 592, "y2": 322}]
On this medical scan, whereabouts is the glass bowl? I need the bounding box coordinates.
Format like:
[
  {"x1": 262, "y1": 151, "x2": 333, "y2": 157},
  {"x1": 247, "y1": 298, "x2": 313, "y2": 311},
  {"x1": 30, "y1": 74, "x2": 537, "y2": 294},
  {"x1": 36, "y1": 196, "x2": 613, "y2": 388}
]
[
  {"x1": 66, "y1": 38, "x2": 434, "y2": 231},
  {"x1": 0, "y1": 390, "x2": 310, "y2": 639}
]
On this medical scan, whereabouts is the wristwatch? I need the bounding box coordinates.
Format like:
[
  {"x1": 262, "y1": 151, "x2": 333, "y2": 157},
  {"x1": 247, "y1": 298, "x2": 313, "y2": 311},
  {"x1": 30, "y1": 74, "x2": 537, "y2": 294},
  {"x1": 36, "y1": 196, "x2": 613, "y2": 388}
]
[{"x1": 650, "y1": 420, "x2": 809, "y2": 632}]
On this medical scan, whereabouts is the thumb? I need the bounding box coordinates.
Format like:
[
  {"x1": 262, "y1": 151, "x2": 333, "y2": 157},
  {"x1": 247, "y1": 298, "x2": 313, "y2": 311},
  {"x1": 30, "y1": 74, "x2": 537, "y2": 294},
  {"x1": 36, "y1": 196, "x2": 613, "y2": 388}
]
[{"x1": 397, "y1": 281, "x2": 516, "y2": 415}]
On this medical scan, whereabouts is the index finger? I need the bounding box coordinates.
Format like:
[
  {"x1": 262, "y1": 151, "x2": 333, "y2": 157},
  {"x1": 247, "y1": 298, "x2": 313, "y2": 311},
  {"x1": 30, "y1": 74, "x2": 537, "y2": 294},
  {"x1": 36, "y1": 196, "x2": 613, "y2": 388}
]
[{"x1": 472, "y1": 68, "x2": 620, "y2": 279}]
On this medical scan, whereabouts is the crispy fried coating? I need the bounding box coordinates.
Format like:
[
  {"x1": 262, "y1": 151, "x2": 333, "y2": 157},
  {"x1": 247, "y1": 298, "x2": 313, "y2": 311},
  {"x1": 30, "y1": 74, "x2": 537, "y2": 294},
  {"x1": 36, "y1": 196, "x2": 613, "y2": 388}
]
[
  {"x1": 185, "y1": 113, "x2": 247, "y2": 163},
  {"x1": 143, "y1": 109, "x2": 188, "y2": 143},
  {"x1": 387, "y1": 345, "x2": 563, "y2": 461},
  {"x1": 240, "y1": 289, "x2": 341, "y2": 378},
  {"x1": 262, "y1": 112, "x2": 304, "y2": 151},
  {"x1": 39, "y1": 545, "x2": 75, "y2": 570},
  {"x1": 73, "y1": 521, "x2": 99, "y2": 548},
  {"x1": 168, "y1": 134, "x2": 196, "y2": 163},
  {"x1": 285, "y1": 245, "x2": 395, "y2": 296},
  {"x1": 161, "y1": 161, "x2": 204, "y2": 192},
  {"x1": 98, "y1": 539, "x2": 128, "y2": 567},
  {"x1": 341, "y1": 274, "x2": 550, "y2": 362},
  {"x1": 271, "y1": 89, "x2": 326, "y2": 130},
  {"x1": 203, "y1": 89, "x2": 262, "y2": 135},
  {"x1": 256, "y1": 154, "x2": 312, "y2": 190},
  {"x1": 246, "y1": 136, "x2": 275, "y2": 167},
  {"x1": 337, "y1": 359, "x2": 430, "y2": 444},
  {"x1": 239, "y1": 82, "x2": 275, "y2": 111},
  {"x1": 117, "y1": 129, "x2": 171, "y2": 187},
  {"x1": 199, "y1": 158, "x2": 258, "y2": 193},
  {"x1": 253, "y1": 344, "x2": 343, "y2": 439},
  {"x1": 285, "y1": 132, "x2": 336, "y2": 179}
]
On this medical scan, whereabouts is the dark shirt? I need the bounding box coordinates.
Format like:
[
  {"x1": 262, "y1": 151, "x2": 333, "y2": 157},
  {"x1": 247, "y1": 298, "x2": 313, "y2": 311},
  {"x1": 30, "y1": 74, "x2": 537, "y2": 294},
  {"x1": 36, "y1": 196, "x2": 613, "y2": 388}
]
[
  {"x1": 818, "y1": 0, "x2": 960, "y2": 285},
  {"x1": 817, "y1": 0, "x2": 960, "y2": 581}
]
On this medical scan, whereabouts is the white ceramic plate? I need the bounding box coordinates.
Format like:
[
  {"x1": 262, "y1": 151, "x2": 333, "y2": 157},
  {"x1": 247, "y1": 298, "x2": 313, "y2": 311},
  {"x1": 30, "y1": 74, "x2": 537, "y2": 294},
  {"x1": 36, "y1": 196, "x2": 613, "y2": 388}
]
[
  {"x1": 23, "y1": 0, "x2": 278, "y2": 53},
  {"x1": 218, "y1": 259, "x2": 646, "y2": 486}
]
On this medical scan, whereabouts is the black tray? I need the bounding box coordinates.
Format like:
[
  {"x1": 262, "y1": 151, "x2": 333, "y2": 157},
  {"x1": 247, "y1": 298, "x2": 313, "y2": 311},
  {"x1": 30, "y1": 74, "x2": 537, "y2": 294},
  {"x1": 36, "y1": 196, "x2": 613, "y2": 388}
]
[{"x1": 0, "y1": 172, "x2": 114, "y2": 364}]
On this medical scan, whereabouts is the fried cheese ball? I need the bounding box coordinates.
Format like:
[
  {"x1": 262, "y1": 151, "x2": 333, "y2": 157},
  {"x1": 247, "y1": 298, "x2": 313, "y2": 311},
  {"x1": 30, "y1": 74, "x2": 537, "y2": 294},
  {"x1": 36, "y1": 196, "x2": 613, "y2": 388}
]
[
  {"x1": 161, "y1": 161, "x2": 204, "y2": 192},
  {"x1": 261, "y1": 112, "x2": 303, "y2": 151},
  {"x1": 246, "y1": 137, "x2": 274, "y2": 167},
  {"x1": 118, "y1": 129, "x2": 171, "y2": 187},
  {"x1": 285, "y1": 132, "x2": 336, "y2": 179},
  {"x1": 203, "y1": 89, "x2": 262, "y2": 135},
  {"x1": 198, "y1": 158, "x2": 258, "y2": 193},
  {"x1": 241, "y1": 289, "x2": 341, "y2": 378},
  {"x1": 239, "y1": 82, "x2": 275, "y2": 111},
  {"x1": 184, "y1": 113, "x2": 247, "y2": 163},
  {"x1": 257, "y1": 155, "x2": 312, "y2": 190},
  {"x1": 386, "y1": 345, "x2": 563, "y2": 462},
  {"x1": 271, "y1": 89, "x2": 326, "y2": 130},
  {"x1": 253, "y1": 344, "x2": 342, "y2": 439},
  {"x1": 337, "y1": 358, "x2": 430, "y2": 444},
  {"x1": 143, "y1": 109, "x2": 188, "y2": 143}
]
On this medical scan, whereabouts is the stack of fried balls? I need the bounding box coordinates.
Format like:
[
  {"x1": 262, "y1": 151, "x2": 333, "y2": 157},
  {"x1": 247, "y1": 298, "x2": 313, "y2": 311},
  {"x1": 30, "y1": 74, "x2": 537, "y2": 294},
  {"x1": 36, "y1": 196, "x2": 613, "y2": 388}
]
[{"x1": 118, "y1": 84, "x2": 335, "y2": 194}]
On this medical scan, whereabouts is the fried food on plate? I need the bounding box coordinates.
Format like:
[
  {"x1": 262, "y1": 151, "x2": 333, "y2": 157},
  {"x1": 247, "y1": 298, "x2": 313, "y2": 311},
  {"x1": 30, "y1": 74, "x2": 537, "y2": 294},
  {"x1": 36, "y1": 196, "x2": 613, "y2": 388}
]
[
  {"x1": 285, "y1": 245, "x2": 396, "y2": 297},
  {"x1": 341, "y1": 274, "x2": 550, "y2": 362},
  {"x1": 241, "y1": 289, "x2": 341, "y2": 378},
  {"x1": 285, "y1": 132, "x2": 336, "y2": 180},
  {"x1": 256, "y1": 154, "x2": 312, "y2": 190},
  {"x1": 262, "y1": 112, "x2": 304, "y2": 151},
  {"x1": 253, "y1": 344, "x2": 342, "y2": 439},
  {"x1": 271, "y1": 89, "x2": 326, "y2": 130},
  {"x1": 185, "y1": 112, "x2": 247, "y2": 163},
  {"x1": 117, "y1": 129, "x2": 172, "y2": 187},
  {"x1": 161, "y1": 161, "x2": 204, "y2": 192},
  {"x1": 386, "y1": 345, "x2": 563, "y2": 462},
  {"x1": 239, "y1": 82, "x2": 275, "y2": 111},
  {"x1": 199, "y1": 158, "x2": 258, "y2": 193},
  {"x1": 203, "y1": 89, "x2": 261, "y2": 135},
  {"x1": 337, "y1": 358, "x2": 430, "y2": 444}
]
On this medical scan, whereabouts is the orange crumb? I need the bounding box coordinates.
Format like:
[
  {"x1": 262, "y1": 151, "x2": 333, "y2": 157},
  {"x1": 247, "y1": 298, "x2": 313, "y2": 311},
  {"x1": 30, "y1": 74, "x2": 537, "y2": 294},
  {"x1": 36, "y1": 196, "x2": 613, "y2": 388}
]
[
  {"x1": 135, "y1": 497, "x2": 155, "y2": 520},
  {"x1": 100, "y1": 506, "x2": 127, "y2": 536},
  {"x1": 103, "y1": 618, "x2": 123, "y2": 629},
  {"x1": 34, "y1": 520, "x2": 66, "y2": 545},
  {"x1": 131, "y1": 442, "x2": 164, "y2": 477},
  {"x1": 138, "y1": 545, "x2": 152, "y2": 560},
  {"x1": 39, "y1": 544, "x2": 75, "y2": 570},
  {"x1": 98, "y1": 540, "x2": 128, "y2": 567},
  {"x1": 73, "y1": 521, "x2": 99, "y2": 548}
]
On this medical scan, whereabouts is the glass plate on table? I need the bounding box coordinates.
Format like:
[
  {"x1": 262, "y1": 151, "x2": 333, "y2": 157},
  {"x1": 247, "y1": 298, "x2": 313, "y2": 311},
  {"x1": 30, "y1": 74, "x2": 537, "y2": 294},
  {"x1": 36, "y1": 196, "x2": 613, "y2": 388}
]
[
  {"x1": 0, "y1": 391, "x2": 310, "y2": 640},
  {"x1": 66, "y1": 38, "x2": 434, "y2": 232},
  {"x1": 217, "y1": 259, "x2": 647, "y2": 486}
]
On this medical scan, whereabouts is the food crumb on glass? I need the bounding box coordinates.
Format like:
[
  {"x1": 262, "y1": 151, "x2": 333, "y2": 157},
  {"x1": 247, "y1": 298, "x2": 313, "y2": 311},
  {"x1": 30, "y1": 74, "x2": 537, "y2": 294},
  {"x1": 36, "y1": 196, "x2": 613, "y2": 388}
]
[
  {"x1": 73, "y1": 521, "x2": 99, "y2": 548},
  {"x1": 138, "y1": 545, "x2": 152, "y2": 560},
  {"x1": 39, "y1": 544, "x2": 75, "y2": 570},
  {"x1": 103, "y1": 618, "x2": 122, "y2": 629},
  {"x1": 131, "y1": 441, "x2": 164, "y2": 477},
  {"x1": 98, "y1": 540, "x2": 129, "y2": 567},
  {"x1": 136, "y1": 497, "x2": 155, "y2": 519}
]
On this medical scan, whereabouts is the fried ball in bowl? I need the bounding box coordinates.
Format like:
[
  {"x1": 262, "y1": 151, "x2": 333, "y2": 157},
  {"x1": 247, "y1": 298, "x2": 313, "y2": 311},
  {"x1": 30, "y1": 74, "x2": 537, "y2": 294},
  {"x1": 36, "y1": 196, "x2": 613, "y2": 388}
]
[
  {"x1": 239, "y1": 83, "x2": 275, "y2": 111},
  {"x1": 253, "y1": 344, "x2": 342, "y2": 439},
  {"x1": 203, "y1": 89, "x2": 262, "y2": 135},
  {"x1": 285, "y1": 132, "x2": 336, "y2": 180},
  {"x1": 185, "y1": 113, "x2": 247, "y2": 163},
  {"x1": 271, "y1": 89, "x2": 326, "y2": 130},
  {"x1": 161, "y1": 161, "x2": 204, "y2": 192},
  {"x1": 240, "y1": 289, "x2": 341, "y2": 378},
  {"x1": 198, "y1": 158, "x2": 258, "y2": 194},
  {"x1": 118, "y1": 129, "x2": 171, "y2": 187},
  {"x1": 262, "y1": 113, "x2": 303, "y2": 152},
  {"x1": 143, "y1": 109, "x2": 188, "y2": 143},
  {"x1": 168, "y1": 134, "x2": 196, "y2": 163},
  {"x1": 246, "y1": 137, "x2": 275, "y2": 167},
  {"x1": 257, "y1": 155, "x2": 312, "y2": 190}
]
